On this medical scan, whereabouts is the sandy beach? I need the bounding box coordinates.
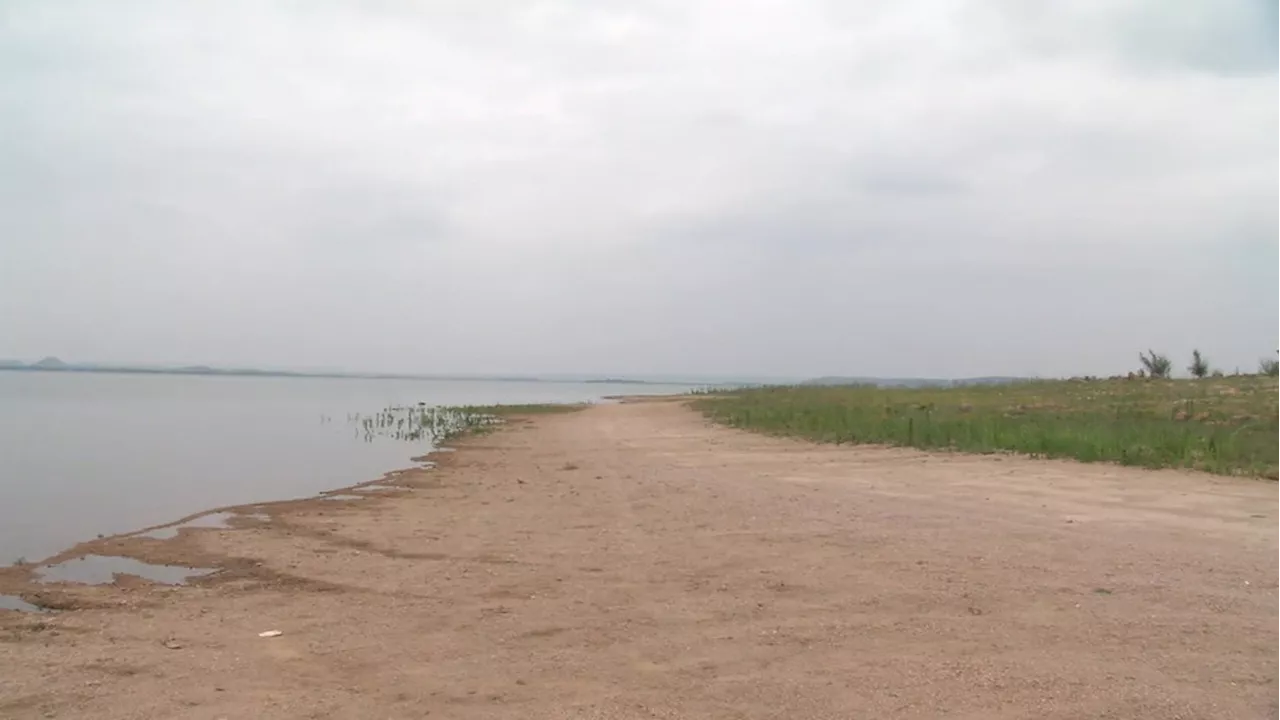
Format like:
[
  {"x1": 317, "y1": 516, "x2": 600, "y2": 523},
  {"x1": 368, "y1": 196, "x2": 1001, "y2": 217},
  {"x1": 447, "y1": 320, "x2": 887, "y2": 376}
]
[{"x1": 1, "y1": 397, "x2": 1275, "y2": 719}]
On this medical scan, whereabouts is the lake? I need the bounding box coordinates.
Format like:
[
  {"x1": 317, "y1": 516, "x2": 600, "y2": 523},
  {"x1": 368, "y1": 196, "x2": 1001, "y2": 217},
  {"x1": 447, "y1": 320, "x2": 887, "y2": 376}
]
[{"x1": 0, "y1": 371, "x2": 691, "y2": 562}]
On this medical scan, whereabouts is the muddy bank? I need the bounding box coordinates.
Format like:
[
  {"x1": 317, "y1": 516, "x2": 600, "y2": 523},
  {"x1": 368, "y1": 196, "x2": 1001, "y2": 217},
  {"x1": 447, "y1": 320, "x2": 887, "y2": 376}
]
[{"x1": 0, "y1": 401, "x2": 1275, "y2": 719}]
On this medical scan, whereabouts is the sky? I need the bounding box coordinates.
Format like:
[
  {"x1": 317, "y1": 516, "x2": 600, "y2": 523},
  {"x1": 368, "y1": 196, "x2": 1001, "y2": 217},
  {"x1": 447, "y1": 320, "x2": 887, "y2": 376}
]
[{"x1": 0, "y1": 0, "x2": 1276, "y2": 380}]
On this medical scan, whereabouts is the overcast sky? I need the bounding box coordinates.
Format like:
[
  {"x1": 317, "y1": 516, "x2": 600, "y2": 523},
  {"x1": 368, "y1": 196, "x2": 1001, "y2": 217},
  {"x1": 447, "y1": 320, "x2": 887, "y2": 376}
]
[{"x1": 1, "y1": 1, "x2": 1275, "y2": 379}]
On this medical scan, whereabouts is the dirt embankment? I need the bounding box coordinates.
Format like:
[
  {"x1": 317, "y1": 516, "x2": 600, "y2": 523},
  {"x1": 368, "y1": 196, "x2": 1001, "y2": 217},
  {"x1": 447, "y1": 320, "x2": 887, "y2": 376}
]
[{"x1": 1, "y1": 399, "x2": 1276, "y2": 719}]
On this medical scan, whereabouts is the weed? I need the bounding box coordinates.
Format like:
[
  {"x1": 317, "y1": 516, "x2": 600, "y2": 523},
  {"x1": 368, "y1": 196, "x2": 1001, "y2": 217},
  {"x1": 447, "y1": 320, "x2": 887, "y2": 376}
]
[{"x1": 349, "y1": 403, "x2": 585, "y2": 445}]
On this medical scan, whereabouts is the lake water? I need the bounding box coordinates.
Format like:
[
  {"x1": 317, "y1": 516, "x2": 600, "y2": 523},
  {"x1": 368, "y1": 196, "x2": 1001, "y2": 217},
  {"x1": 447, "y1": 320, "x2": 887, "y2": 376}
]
[{"x1": 0, "y1": 371, "x2": 691, "y2": 562}]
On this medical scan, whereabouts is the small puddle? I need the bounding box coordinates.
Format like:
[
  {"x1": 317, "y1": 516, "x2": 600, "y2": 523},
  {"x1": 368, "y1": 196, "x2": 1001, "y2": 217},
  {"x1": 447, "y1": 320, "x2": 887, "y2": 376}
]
[
  {"x1": 34, "y1": 555, "x2": 215, "y2": 586},
  {"x1": 141, "y1": 512, "x2": 236, "y2": 540},
  {"x1": 354, "y1": 484, "x2": 401, "y2": 493},
  {"x1": 0, "y1": 594, "x2": 45, "y2": 613},
  {"x1": 318, "y1": 493, "x2": 367, "y2": 501}
]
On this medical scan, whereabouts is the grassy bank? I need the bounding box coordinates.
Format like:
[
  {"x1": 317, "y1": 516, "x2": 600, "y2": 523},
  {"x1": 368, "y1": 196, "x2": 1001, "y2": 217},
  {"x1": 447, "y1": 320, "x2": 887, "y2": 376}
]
[{"x1": 692, "y1": 377, "x2": 1278, "y2": 478}]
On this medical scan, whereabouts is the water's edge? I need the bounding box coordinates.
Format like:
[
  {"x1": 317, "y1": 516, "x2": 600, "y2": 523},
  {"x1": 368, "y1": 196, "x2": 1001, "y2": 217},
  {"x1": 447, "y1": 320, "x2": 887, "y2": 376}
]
[{"x1": 0, "y1": 443, "x2": 459, "y2": 608}]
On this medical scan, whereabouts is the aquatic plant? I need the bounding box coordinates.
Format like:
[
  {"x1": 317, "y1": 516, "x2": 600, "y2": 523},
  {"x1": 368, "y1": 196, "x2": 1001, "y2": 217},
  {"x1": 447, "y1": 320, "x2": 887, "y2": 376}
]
[{"x1": 347, "y1": 403, "x2": 582, "y2": 444}]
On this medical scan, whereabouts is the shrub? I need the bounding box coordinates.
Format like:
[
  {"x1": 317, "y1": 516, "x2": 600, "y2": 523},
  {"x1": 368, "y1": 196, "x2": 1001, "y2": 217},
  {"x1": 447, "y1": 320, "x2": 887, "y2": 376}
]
[
  {"x1": 1139, "y1": 350, "x2": 1173, "y2": 379},
  {"x1": 1261, "y1": 357, "x2": 1279, "y2": 377},
  {"x1": 1187, "y1": 350, "x2": 1210, "y2": 379}
]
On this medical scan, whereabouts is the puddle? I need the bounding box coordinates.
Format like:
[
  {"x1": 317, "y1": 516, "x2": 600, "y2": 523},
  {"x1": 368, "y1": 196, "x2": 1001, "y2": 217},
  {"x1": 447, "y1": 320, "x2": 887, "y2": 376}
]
[
  {"x1": 34, "y1": 555, "x2": 215, "y2": 586},
  {"x1": 141, "y1": 512, "x2": 236, "y2": 540},
  {"x1": 318, "y1": 493, "x2": 367, "y2": 501},
  {"x1": 0, "y1": 594, "x2": 45, "y2": 613}
]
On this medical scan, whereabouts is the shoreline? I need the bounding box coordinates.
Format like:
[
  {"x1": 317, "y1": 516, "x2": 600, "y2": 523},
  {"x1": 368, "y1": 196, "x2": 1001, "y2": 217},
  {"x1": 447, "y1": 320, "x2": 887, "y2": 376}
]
[
  {"x1": 0, "y1": 398, "x2": 654, "y2": 609},
  {"x1": 0, "y1": 400, "x2": 1273, "y2": 719},
  {"x1": 0, "y1": 438, "x2": 464, "y2": 612}
]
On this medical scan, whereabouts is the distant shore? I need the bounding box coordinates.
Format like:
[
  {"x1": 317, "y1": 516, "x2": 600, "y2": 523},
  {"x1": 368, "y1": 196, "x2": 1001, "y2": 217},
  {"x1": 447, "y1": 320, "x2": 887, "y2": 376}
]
[{"x1": 0, "y1": 363, "x2": 708, "y2": 386}]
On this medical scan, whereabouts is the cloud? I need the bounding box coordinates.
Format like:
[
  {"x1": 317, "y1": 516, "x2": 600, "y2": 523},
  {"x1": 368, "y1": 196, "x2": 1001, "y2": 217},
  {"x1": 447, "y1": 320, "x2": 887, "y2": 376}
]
[{"x1": 0, "y1": 0, "x2": 1274, "y2": 378}]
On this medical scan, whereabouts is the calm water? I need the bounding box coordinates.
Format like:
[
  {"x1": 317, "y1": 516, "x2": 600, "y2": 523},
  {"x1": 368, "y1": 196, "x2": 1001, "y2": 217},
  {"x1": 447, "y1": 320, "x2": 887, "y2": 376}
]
[{"x1": 0, "y1": 371, "x2": 689, "y2": 562}]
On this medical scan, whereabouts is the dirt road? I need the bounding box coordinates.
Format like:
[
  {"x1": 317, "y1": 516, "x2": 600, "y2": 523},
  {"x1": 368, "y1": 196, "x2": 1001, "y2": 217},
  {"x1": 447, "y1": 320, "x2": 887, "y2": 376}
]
[{"x1": 1, "y1": 399, "x2": 1276, "y2": 719}]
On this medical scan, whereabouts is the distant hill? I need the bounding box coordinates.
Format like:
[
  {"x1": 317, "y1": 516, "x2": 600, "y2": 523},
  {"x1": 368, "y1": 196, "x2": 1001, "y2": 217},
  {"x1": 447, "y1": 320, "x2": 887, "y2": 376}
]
[
  {"x1": 0, "y1": 358, "x2": 316, "y2": 378},
  {"x1": 0, "y1": 360, "x2": 705, "y2": 385},
  {"x1": 0, "y1": 360, "x2": 1027, "y2": 388}
]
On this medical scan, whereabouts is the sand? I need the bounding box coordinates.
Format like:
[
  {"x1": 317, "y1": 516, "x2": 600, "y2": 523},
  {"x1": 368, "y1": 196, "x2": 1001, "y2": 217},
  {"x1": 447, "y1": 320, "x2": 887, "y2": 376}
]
[{"x1": 0, "y1": 398, "x2": 1275, "y2": 719}]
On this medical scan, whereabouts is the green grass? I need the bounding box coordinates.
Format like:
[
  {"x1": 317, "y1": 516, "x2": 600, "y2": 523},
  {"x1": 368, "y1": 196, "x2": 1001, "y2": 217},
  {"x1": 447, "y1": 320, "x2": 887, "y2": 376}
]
[{"x1": 692, "y1": 376, "x2": 1278, "y2": 479}]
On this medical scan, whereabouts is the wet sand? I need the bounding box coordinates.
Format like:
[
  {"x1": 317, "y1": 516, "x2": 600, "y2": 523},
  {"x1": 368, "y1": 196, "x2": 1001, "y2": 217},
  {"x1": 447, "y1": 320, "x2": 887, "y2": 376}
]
[{"x1": 0, "y1": 398, "x2": 1276, "y2": 719}]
